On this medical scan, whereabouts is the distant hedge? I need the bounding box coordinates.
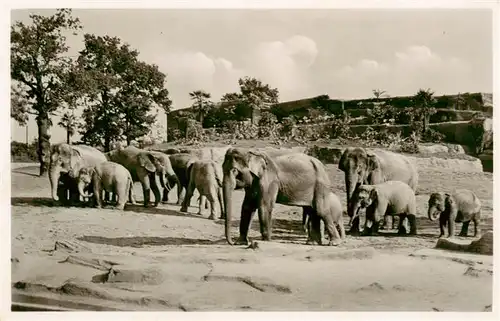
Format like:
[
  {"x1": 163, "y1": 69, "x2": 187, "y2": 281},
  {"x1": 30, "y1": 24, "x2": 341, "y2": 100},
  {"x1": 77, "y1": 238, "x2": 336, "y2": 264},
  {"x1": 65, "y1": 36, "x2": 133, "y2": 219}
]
[{"x1": 11, "y1": 141, "x2": 38, "y2": 163}]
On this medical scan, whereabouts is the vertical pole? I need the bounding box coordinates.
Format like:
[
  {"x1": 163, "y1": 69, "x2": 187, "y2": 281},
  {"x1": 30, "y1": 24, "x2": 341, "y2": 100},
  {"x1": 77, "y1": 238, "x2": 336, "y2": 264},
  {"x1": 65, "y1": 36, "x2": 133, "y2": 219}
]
[
  {"x1": 25, "y1": 124, "x2": 28, "y2": 145},
  {"x1": 165, "y1": 111, "x2": 168, "y2": 143}
]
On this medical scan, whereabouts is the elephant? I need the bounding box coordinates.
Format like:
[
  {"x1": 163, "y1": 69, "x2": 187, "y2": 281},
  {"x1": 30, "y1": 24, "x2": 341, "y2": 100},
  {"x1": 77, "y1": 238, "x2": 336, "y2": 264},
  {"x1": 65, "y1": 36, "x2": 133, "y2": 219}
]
[
  {"x1": 348, "y1": 180, "x2": 417, "y2": 236},
  {"x1": 163, "y1": 153, "x2": 199, "y2": 205},
  {"x1": 428, "y1": 189, "x2": 482, "y2": 238},
  {"x1": 49, "y1": 143, "x2": 108, "y2": 205},
  {"x1": 338, "y1": 147, "x2": 418, "y2": 233},
  {"x1": 222, "y1": 148, "x2": 341, "y2": 246},
  {"x1": 77, "y1": 161, "x2": 136, "y2": 210},
  {"x1": 106, "y1": 146, "x2": 177, "y2": 207},
  {"x1": 304, "y1": 191, "x2": 346, "y2": 245},
  {"x1": 180, "y1": 160, "x2": 225, "y2": 220}
]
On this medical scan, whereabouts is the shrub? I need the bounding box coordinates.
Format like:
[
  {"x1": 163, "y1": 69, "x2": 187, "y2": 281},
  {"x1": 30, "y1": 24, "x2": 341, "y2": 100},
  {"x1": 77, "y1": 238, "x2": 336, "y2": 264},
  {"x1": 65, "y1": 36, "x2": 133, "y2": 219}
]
[
  {"x1": 11, "y1": 141, "x2": 38, "y2": 162},
  {"x1": 399, "y1": 132, "x2": 420, "y2": 154}
]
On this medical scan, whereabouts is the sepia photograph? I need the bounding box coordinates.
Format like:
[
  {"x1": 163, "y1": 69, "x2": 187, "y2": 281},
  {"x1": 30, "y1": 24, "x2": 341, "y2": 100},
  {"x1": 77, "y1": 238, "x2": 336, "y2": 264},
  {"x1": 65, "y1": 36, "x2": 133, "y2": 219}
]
[{"x1": 5, "y1": 1, "x2": 497, "y2": 315}]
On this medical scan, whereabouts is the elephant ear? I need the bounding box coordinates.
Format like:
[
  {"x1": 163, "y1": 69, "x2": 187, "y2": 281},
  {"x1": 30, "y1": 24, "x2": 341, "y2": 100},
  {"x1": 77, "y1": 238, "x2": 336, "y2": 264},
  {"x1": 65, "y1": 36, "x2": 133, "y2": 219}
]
[
  {"x1": 138, "y1": 153, "x2": 157, "y2": 173},
  {"x1": 366, "y1": 153, "x2": 380, "y2": 171},
  {"x1": 369, "y1": 187, "x2": 378, "y2": 202},
  {"x1": 444, "y1": 193, "x2": 454, "y2": 210},
  {"x1": 186, "y1": 160, "x2": 195, "y2": 177},
  {"x1": 247, "y1": 152, "x2": 267, "y2": 178}
]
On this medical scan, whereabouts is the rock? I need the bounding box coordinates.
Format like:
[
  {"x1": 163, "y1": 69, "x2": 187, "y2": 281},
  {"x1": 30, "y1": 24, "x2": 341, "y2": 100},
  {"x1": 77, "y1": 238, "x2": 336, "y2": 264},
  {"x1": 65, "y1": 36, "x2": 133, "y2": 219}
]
[
  {"x1": 54, "y1": 240, "x2": 91, "y2": 253},
  {"x1": 59, "y1": 255, "x2": 118, "y2": 271},
  {"x1": 103, "y1": 267, "x2": 166, "y2": 285},
  {"x1": 435, "y1": 232, "x2": 493, "y2": 256},
  {"x1": 467, "y1": 231, "x2": 493, "y2": 255},
  {"x1": 463, "y1": 266, "x2": 493, "y2": 278}
]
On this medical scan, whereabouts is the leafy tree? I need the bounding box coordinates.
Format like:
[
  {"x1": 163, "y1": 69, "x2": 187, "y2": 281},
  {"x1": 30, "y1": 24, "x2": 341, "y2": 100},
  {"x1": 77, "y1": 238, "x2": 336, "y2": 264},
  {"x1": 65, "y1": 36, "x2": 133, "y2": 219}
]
[
  {"x1": 74, "y1": 34, "x2": 171, "y2": 150},
  {"x1": 11, "y1": 9, "x2": 82, "y2": 175},
  {"x1": 221, "y1": 77, "x2": 279, "y2": 121},
  {"x1": 57, "y1": 111, "x2": 79, "y2": 144},
  {"x1": 372, "y1": 89, "x2": 388, "y2": 100},
  {"x1": 413, "y1": 88, "x2": 436, "y2": 133},
  {"x1": 189, "y1": 90, "x2": 213, "y2": 125}
]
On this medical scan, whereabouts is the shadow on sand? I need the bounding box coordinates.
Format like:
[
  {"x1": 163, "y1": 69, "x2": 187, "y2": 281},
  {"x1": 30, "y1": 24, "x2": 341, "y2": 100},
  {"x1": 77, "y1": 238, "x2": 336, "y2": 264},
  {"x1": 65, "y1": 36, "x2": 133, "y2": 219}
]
[{"x1": 77, "y1": 235, "x2": 226, "y2": 247}]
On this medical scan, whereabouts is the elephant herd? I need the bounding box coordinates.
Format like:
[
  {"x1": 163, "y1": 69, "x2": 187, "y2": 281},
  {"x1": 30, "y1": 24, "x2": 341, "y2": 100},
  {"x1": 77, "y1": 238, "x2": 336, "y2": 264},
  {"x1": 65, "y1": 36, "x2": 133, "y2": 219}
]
[{"x1": 47, "y1": 143, "x2": 483, "y2": 246}]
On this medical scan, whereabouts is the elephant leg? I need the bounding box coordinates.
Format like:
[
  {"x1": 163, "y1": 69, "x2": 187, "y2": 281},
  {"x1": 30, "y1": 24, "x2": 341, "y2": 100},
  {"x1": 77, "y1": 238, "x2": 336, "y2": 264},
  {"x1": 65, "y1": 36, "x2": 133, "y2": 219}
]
[
  {"x1": 162, "y1": 187, "x2": 169, "y2": 204},
  {"x1": 176, "y1": 185, "x2": 185, "y2": 206},
  {"x1": 140, "y1": 178, "x2": 152, "y2": 208},
  {"x1": 257, "y1": 183, "x2": 278, "y2": 241},
  {"x1": 447, "y1": 214, "x2": 456, "y2": 238},
  {"x1": 207, "y1": 191, "x2": 217, "y2": 220},
  {"x1": 438, "y1": 214, "x2": 447, "y2": 238},
  {"x1": 217, "y1": 187, "x2": 225, "y2": 220},
  {"x1": 237, "y1": 190, "x2": 259, "y2": 245},
  {"x1": 128, "y1": 182, "x2": 137, "y2": 205},
  {"x1": 459, "y1": 221, "x2": 470, "y2": 237},
  {"x1": 92, "y1": 180, "x2": 103, "y2": 209},
  {"x1": 115, "y1": 184, "x2": 128, "y2": 210},
  {"x1": 307, "y1": 212, "x2": 322, "y2": 245},
  {"x1": 338, "y1": 218, "x2": 347, "y2": 240},
  {"x1": 397, "y1": 214, "x2": 408, "y2": 235},
  {"x1": 473, "y1": 216, "x2": 480, "y2": 237},
  {"x1": 349, "y1": 216, "x2": 361, "y2": 235},
  {"x1": 149, "y1": 173, "x2": 161, "y2": 207},
  {"x1": 323, "y1": 214, "x2": 341, "y2": 246},
  {"x1": 180, "y1": 179, "x2": 196, "y2": 213},
  {"x1": 198, "y1": 195, "x2": 207, "y2": 216},
  {"x1": 303, "y1": 207, "x2": 314, "y2": 242},
  {"x1": 407, "y1": 214, "x2": 417, "y2": 235}
]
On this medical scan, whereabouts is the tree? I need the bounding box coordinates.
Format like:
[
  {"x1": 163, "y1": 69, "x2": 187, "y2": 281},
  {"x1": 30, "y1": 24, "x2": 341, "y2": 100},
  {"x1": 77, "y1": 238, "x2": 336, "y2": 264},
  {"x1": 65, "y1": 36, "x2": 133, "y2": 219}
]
[
  {"x1": 413, "y1": 88, "x2": 436, "y2": 133},
  {"x1": 189, "y1": 90, "x2": 213, "y2": 125},
  {"x1": 220, "y1": 77, "x2": 279, "y2": 121},
  {"x1": 454, "y1": 92, "x2": 467, "y2": 110},
  {"x1": 74, "y1": 34, "x2": 172, "y2": 150},
  {"x1": 11, "y1": 9, "x2": 82, "y2": 175},
  {"x1": 57, "y1": 111, "x2": 78, "y2": 144},
  {"x1": 372, "y1": 89, "x2": 388, "y2": 100}
]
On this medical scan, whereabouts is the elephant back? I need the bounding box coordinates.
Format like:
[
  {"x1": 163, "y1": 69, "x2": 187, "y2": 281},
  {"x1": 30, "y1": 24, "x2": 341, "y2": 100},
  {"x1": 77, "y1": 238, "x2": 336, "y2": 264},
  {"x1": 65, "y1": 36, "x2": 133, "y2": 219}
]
[
  {"x1": 369, "y1": 149, "x2": 418, "y2": 191},
  {"x1": 71, "y1": 145, "x2": 107, "y2": 167}
]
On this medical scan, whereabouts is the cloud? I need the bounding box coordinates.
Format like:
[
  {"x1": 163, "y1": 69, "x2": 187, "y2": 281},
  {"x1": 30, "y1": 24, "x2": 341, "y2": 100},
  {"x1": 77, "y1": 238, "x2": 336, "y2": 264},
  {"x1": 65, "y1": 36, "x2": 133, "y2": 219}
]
[
  {"x1": 244, "y1": 35, "x2": 318, "y2": 100},
  {"x1": 147, "y1": 35, "x2": 319, "y2": 108},
  {"x1": 332, "y1": 45, "x2": 472, "y2": 98}
]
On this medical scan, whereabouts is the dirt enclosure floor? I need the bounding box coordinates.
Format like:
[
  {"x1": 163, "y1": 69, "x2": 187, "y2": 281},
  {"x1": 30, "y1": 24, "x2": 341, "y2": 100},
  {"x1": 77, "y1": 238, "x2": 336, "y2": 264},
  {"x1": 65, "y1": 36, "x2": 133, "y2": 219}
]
[{"x1": 10, "y1": 157, "x2": 494, "y2": 311}]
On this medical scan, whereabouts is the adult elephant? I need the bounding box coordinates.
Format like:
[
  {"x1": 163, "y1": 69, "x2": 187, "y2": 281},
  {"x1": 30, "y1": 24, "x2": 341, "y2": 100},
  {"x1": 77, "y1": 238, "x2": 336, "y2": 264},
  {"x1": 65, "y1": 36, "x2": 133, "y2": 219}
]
[
  {"x1": 222, "y1": 148, "x2": 336, "y2": 246},
  {"x1": 106, "y1": 146, "x2": 177, "y2": 207},
  {"x1": 49, "y1": 143, "x2": 107, "y2": 205},
  {"x1": 163, "y1": 153, "x2": 199, "y2": 205},
  {"x1": 338, "y1": 147, "x2": 418, "y2": 233}
]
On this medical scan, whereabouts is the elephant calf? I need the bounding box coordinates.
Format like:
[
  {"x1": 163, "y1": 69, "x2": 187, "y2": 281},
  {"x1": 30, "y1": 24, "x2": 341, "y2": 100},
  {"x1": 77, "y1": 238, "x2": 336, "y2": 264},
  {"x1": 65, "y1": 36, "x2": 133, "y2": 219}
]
[
  {"x1": 180, "y1": 160, "x2": 224, "y2": 220},
  {"x1": 428, "y1": 189, "x2": 482, "y2": 238},
  {"x1": 349, "y1": 180, "x2": 417, "y2": 236},
  {"x1": 77, "y1": 161, "x2": 136, "y2": 210},
  {"x1": 304, "y1": 192, "x2": 346, "y2": 246}
]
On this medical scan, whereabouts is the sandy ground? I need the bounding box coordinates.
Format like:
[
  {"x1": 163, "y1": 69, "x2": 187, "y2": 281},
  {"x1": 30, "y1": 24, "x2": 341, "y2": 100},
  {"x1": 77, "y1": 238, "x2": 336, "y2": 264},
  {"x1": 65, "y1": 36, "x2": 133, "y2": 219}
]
[{"x1": 10, "y1": 160, "x2": 493, "y2": 311}]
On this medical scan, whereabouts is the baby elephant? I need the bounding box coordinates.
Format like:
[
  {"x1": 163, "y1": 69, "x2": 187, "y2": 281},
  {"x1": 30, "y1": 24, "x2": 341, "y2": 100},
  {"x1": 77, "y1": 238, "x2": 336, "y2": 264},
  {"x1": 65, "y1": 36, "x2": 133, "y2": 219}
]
[
  {"x1": 349, "y1": 180, "x2": 417, "y2": 236},
  {"x1": 77, "y1": 161, "x2": 136, "y2": 210},
  {"x1": 180, "y1": 160, "x2": 224, "y2": 220},
  {"x1": 428, "y1": 189, "x2": 482, "y2": 238},
  {"x1": 305, "y1": 191, "x2": 346, "y2": 246}
]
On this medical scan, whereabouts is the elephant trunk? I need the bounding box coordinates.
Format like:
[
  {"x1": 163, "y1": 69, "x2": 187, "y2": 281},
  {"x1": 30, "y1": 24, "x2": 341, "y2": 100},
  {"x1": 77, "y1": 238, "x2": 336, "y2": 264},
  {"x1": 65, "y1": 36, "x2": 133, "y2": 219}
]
[
  {"x1": 78, "y1": 181, "x2": 93, "y2": 198},
  {"x1": 223, "y1": 172, "x2": 236, "y2": 245},
  {"x1": 49, "y1": 163, "x2": 61, "y2": 201},
  {"x1": 345, "y1": 172, "x2": 359, "y2": 212},
  {"x1": 428, "y1": 206, "x2": 439, "y2": 221},
  {"x1": 348, "y1": 201, "x2": 361, "y2": 226}
]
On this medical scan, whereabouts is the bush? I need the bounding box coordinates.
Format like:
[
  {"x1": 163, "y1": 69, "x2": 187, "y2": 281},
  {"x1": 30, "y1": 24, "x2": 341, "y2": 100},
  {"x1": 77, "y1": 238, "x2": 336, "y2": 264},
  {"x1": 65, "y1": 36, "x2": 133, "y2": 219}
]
[
  {"x1": 399, "y1": 132, "x2": 420, "y2": 153},
  {"x1": 11, "y1": 141, "x2": 38, "y2": 162},
  {"x1": 421, "y1": 128, "x2": 445, "y2": 143}
]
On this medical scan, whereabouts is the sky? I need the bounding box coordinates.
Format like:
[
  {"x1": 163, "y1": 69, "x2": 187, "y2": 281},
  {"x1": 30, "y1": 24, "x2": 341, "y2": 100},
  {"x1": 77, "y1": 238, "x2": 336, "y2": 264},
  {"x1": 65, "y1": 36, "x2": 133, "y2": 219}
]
[{"x1": 10, "y1": 8, "x2": 493, "y2": 143}]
